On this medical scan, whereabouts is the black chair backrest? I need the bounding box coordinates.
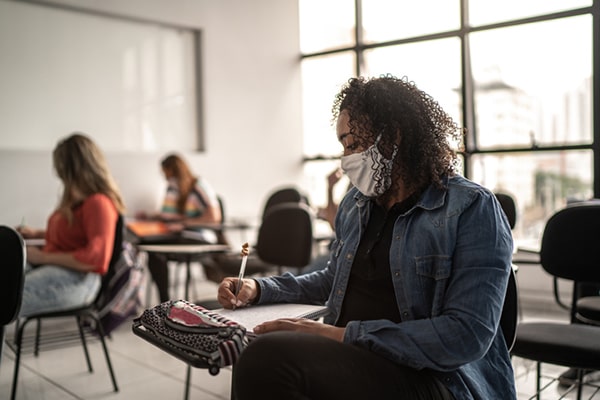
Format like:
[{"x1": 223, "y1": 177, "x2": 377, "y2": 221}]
[
  {"x1": 495, "y1": 192, "x2": 516, "y2": 230},
  {"x1": 256, "y1": 202, "x2": 313, "y2": 268},
  {"x1": 540, "y1": 203, "x2": 600, "y2": 283},
  {"x1": 0, "y1": 226, "x2": 26, "y2": 325},
  {"x1": 215, "y1": 195, "x2": 229, "y2": 245},
  {"x1": 261, "y1": 187, "x2": 309, "y2": 220},
  {"x1": 99, "y1": 215, "x2": 124, "y2": 293},
  {"x1": 217, "y1": 195, "x2": 225, "y2": 224},
  {"x1": 499, "y1": 265, "x2": 518, "y2": 351}
]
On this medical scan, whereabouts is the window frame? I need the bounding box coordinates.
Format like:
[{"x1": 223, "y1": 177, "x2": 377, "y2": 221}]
[{"x1": 300, "y1": 0, "x2": 599, "y2": 196}]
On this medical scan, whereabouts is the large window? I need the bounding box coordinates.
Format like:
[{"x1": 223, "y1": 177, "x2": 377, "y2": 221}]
[
  {"x1": 470, "y1": 15, "x2": 593, "y2": 150},
  {"x1": 363, "y1": 38, "x2": 462, "y2": 124},
  {"x1": 300, "y1": 0, "x2": 597, "y2": 249}
]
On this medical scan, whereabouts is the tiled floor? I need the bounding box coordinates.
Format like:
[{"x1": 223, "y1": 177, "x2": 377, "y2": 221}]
[{"x1": 1, "y1": 262, "x2": 599, "y2": 400}]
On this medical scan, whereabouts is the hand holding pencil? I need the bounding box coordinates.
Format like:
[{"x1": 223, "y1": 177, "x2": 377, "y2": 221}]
[{"x1": 215, "y1": 243, "x2": 259, "y2": 310}]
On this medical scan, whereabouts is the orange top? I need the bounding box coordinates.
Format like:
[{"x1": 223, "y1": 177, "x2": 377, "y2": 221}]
[{"x1": 44, "y1": 193, "x2": 118, "y2": 275}]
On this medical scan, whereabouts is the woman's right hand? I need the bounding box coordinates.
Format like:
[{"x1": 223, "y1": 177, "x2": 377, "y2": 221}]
[
  {"x1": 327, "y1": 168, "x2": 343, "y2": 189},
  {"x1": 16, "y1": 225, "x2": 43, "y2": 239},
  {"x1": 217, "y1": 277, "x2": 258, "y2": 309}
]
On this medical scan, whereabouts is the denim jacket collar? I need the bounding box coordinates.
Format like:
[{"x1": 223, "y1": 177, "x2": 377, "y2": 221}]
[{"x1": 352, "y1": 175, "x2": 451, "y2": 213}]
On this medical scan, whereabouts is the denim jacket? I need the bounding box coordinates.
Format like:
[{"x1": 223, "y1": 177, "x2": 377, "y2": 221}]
[{"x1": 256, "y1": 175, "x2": 516, "y2": 400}]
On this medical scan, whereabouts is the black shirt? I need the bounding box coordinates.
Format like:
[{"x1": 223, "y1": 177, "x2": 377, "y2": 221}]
[{"x1": 336, "y1": 194, "x2": 419, "y2": 327}]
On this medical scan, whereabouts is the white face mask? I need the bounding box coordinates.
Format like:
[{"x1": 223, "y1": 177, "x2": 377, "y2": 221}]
[{"x1": 340, "y1": 135, "x2": 397, "y2": 197}]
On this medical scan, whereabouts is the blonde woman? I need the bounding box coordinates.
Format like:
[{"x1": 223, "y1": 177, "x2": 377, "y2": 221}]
[{"x1": 17, "y1": 133, "x2": 125, "y2": 317}]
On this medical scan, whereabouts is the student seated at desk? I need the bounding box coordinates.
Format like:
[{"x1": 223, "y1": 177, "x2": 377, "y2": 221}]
[
  {"x1": 136, "y1": 153, "x2": 222, "y2": 302},
  {"x1": 217, "y1": 76, "x2": 516, "y2": 400},
  {"x1": 16, "y1": 133, "x2": 125, "y2": 317}
]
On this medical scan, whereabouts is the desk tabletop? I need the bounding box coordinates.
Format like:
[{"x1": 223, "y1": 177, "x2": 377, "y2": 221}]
[
  {"x1": 136, "y1": 243, "x2": 231, "y2": 254},
  {"x1": 185, "y1": 221, "x2": 252, "y2": 231}
]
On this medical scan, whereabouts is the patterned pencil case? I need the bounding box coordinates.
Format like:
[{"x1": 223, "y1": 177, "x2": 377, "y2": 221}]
[{"x1": 132, "y1": 300, "x2": 249, "y2": 375}]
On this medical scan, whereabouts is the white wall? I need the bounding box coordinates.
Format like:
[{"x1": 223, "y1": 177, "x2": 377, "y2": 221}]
[
  {"x1": 0, "y1": 0, "x2": 200, "y2": 152},
  {"x1": 0, "y1": 0, "x2": 303, "y2": 235}
]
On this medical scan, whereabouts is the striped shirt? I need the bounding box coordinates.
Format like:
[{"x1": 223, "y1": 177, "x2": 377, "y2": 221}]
[{"x1": 161, "y1": 177, "x2": 219, "y2": 219}]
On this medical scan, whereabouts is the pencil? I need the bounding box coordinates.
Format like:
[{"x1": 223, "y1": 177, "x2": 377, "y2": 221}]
[{"x1": 233, "y1": 242, "x2": 250, "y2": 310}]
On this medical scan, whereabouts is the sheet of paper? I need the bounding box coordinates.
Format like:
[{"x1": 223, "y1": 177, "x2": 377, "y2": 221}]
[
  {"x1": 216, "y1": 303, "x2": 328, "y2": 332},
  {"x1": 25, "y1": 238, "x2": 45, "y2": 246}
]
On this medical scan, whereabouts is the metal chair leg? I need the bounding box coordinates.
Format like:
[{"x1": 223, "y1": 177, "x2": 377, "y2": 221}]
[
  {"x1": 76, "y1": 316, "x2": 93, "y2": 372},
  {"x1": 1, "y1": 326, "x2": 4, "y2": 366},
  {"x1": 11, "y1": 322, "x2": 26, "y2": 400},
  {"x1": 575, "y1": 369, "x2": 584, "y2": 400},
  {"x1": 184, "y1": 364, "x2": 191, "y2": 400},
  {"x1": 34, "y1": 318, "x2": 41, "y2": 356},
  {"x1": 93, "y1": 315, "x2": 119, "y2": 392},
  {"x1": 536, "y1": 362, "x2": 541, "y2": 400}
]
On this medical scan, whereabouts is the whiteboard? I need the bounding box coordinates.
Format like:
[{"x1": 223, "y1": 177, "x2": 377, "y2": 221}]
[{"x1": 0, "y1": 0, "x2": 201, "y2": 152}]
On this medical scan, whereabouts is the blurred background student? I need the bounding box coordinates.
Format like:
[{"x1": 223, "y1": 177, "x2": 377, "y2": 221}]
[
  {"x1": 17, "y1": 133, "x2": 125, "y2": 317},
  {"x1": 300, "y1": 167, "x2": 349, "y2": 275},
  {"x1": 316, "y1": 167, "x2": 345, "y2": 230},
  {"x1": 136, "y1": 153, "x2": 222, "y2": 302}
]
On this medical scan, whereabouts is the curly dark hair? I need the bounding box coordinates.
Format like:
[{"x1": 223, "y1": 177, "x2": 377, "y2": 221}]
[{"x1": 332, "y1": 75, "x2": 463, "y2": 198}]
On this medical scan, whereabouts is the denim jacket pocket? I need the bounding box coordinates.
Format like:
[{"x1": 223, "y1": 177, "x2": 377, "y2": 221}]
[{"x1": 415, "y1": 255, "x2": 451, "y2": 317}]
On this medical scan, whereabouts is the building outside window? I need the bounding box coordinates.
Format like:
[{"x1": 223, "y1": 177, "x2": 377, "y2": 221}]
[{"x1": 299, "y1": 0, "x2": 597, "y2": 250}]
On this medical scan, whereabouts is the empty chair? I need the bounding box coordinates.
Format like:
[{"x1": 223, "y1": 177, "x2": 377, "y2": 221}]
[
  {"x1": 570, "y1": 200, "x2": 600, "y2": 327},
  {"x1": 500, "y1": 265, "x2": 519, "y2": 352},
  {"x1": 549, "y1": 200, "x2": 600, "y2": 319},
  {"x1": 260, "y1": 186, "x2": 309, "y2": 220},
  {"x1": 204, "y1": 187, "x2": 312, "y2": 281},
  {"x1": 256, "y1": 186, "x2": 312, "y2": 274},
  {"x1": 255, "y1": 202, "x2": 314, "y2": 271},
  {"x1": 511, "y1": 203, "x2": 600, "y2": 399},
  {"x1": 206, "y1": 201, "x2": 315, "y2": 280},
  {"x1": 494, "y1": 192, "x2": 516, "y2": 230}
]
